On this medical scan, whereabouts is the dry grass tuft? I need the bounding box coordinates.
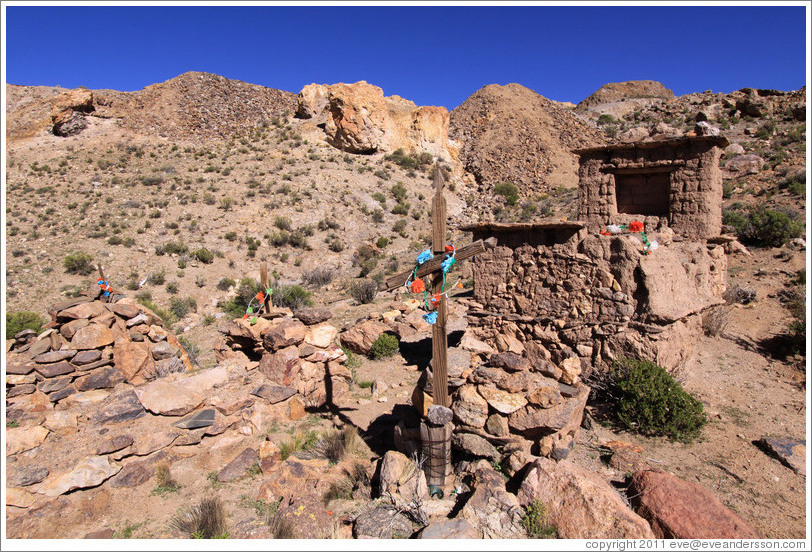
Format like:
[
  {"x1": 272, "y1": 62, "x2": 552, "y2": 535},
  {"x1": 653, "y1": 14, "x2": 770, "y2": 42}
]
[{"x1": 170, "y1": 496, "x2": 228, "y2": 539}]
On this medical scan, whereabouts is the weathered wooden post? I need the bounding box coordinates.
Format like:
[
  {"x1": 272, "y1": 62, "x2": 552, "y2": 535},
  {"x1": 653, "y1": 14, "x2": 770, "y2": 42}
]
[
  {"x1": 259, "y1": 262, "x2": 272, "y2": 314},
  {"x1": 379, "y1": 166, "x2": 485, "y2": 491}
]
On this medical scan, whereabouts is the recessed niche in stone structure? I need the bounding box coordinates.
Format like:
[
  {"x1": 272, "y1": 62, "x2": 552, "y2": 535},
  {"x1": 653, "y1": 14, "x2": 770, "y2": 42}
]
[{"x1": 574, "y1": 135, "x2": 729, "y2": 240}]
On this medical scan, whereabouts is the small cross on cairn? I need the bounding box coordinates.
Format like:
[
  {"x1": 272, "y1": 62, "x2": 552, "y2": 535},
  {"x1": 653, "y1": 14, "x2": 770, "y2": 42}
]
[{"x1": 380, "y1": 165, "x2": 485, "y2": 489}]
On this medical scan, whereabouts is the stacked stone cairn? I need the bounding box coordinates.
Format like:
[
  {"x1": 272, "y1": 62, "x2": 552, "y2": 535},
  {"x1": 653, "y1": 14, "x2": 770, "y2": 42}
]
[
  {"x1": 7, "y1": 291, "x2": 194, "y2": 404},
  {"x1": 221, "y1": 307, "x2": 351, "y2": 408}
]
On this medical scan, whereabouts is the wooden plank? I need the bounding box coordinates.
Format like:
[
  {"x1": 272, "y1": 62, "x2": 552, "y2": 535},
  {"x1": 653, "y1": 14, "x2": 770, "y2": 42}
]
[{"x1": 379, "y1": 240, "x2": 485, "y2": 291}]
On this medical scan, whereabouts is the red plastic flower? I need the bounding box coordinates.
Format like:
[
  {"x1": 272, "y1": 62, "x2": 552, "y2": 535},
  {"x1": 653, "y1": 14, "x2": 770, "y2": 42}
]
[
  {"x1": 410, "y1": 278, "x2": 426, "y2": 293},
  {"x1": 629, "y1": 221, "x2": 644, "y2": 233}
]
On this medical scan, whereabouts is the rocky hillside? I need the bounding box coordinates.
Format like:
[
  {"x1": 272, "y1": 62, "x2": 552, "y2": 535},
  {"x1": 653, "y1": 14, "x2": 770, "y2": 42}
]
[
  {"x1": 576, "y1": 79, "x2": 675, "y2": 111},
  {"x1": 449, "y1": 83, "x2": 605, "y2": 209},
  {"x1": 6, "y1": 72, "x2": 298, "y2": 142}
]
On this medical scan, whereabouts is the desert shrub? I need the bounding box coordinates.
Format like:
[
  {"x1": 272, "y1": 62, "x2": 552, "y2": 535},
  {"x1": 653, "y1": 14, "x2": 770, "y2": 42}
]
[
  {"x1": 327, "y1": 237, "x2": 345, "y2": 252},
  {"x1": 169, "y1": 296, "x2": 197, "y2": 319},
  {"x1": 170, "y1": 497, "x2": 228, "y2": 539},
  {"x1": 376, "y1": 237, "x2": 389, "y2": 249},
  {"x1": 192, "y1": 247, "x2": 214, "y2": 264},
  {"x1": 152, "y1": 463, "x2": 180, "y2": 495},
  {"x1": 219, "y1": 197, "x2": 235, "y2": 211},
  {"x1": 723, "y1": 283, "x2": 756, "y2": 305},
  {"x1": 323, "y1": 462, "x2": 371, "y2": 504},
  {"x1": 303, "y1": 266, "x2": 335, "y2": 287},
  {"x1": 63, "y1": 251, "x2": 95, "y2": 275},
  {"x1": 272, "y1": 284, "x2": 313, "y2": 310},
  {"x1": 166, "y1": 282, "x2": 179, "y2": 295},
  {"x1": 299, "y1": 427, "x2": 363, "y2": 464},
  {"x1": 597, "y1": 114, "x2": 615, "y2": 125},
  {"x1": 373, "y1": 169, "x2": 391, "y2": 181},
  {"x1": 216, "y1": 277, "x2": 236, "y2": 291},
  {"x1": 390, "y1": 182, "x2": 408, "y2": 202},
  {"x1": 370, "y1": 333, "x2": 399, "y2": 359},
  {"x1": 178, "y1": 336, "x2": 201, "y2": 366},
  {"x1": 723, "y1": 205, "x2": 804, "y2": 247},
  {"x1": 494, "y1": 182, "x2": 519, "y2": 206},
  {"x1": 351, "y1": 279, "x2": 377, "y2": 304},
  {"x1": 608, "y1": 358, "x2": 707, "y2": 442},
  {"x1": 274, "y1": 216, "x2": 292, "y2": 230},
  {"x1": 784, "y1": 286, "x2": 806, "y2": 356},
  {"x1": 6, "y1": 311, "x2": 45, "y2": 340},
  {"x1": 779, "y1": 169, "x2": 806, "y2": 197},
  {"x1": 391, "y1": 202, "x2": 410, "y2": 215},
  {"x1": 279, "y1": 430, "x2": 320, "y2": 461},
  {"x1": 701, "y1": 306, "x2": 729, "y2": 337},
  {"x1": 755, "y1": 120, "x2": 775, "y2": 139},
  {"x1": 521, "y1": 500, "x2": 557, "y2": 538},
  {"x1": 219, "y1": 277, "x2": 264, "y2": 317}
]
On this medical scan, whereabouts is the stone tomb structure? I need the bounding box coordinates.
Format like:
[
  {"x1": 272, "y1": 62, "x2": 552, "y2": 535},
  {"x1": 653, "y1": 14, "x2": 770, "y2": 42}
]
[
  {"x1": 575, "y1": 135, "x2": 729, "y2": 240},
  {"x1": 457, "y1": 210, "x2": 727, "y2": 458}
]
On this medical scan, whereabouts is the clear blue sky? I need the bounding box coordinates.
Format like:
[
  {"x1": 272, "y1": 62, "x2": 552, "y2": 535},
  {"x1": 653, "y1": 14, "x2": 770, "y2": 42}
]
[{"x1": 3, "y1": 4, "x2": 808, "y2": 109}]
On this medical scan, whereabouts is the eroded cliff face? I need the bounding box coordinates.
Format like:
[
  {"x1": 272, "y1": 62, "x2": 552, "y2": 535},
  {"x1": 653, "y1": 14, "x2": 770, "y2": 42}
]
[{"x1": 296, "y1": 81, "x2": 463, "y2": 166}]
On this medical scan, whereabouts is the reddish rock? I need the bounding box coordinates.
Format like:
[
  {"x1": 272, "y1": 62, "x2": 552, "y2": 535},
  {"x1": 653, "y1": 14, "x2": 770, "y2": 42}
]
[
  {"x1": 106, "y1": 302, "x2": 141, "y2": 319},
  {"x1": 262, "y1": 319, "x2": 307, "y2": 351},
  {"x1": 339, "y1": 320, "x2": 390, "y2": 355},
  {"x1": 60, "y1": 318, "x2": 90, "y2": 340},
  {"x1": 259, "y1": 346, "x2": 301, "y2": 386},
  {"x1": 518, "y1": 457, "x2": 655, "y2": 538},
  {"x1": 294, "y1": 308, "x2": 333, "y2": 325},
  {"x1": 33, "y1": 361, "x2": 75, "y2": 379},
  {"x1": 113, "y1": 339, "x2": 152, "y2": 381},
  {"x1": 32, "y1": 350, "x2": 76, "y2": 364},
  {"x1": 57, "y1": 302, "x2": 107, "y2": 320},
  {"x1": 630, "y1": 469, "x2": 761, "y2": 539},
  {"x1": 71, "y1": 324, "x2": 115, "y2": 350},
  {"x1": 72, "y1": 350, "x2": 102, "y2": 365},
  {"x1": 217, "y1": 447, "x2": 258, "y2": 482}
]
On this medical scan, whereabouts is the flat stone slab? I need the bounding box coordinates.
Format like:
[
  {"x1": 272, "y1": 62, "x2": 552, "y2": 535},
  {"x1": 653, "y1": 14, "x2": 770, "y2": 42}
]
[
  {"x1": 33, "y1": 350, "x2": 77, "y2": 364},
  {"x1": 70, "y1": 324, "x2": 115, "y2": 350},
  {"x1": 172, "y1": 408, "x2": 216, "y2": 429},
  {"x1": 7, "y1": 466, "x2": 50, "y2": 487},
  {"x1": 759, "y1": 437, "x2": 806, "y2": 475},
  {"x1": 217, "y1": 447, "x2": 258, "y2": 482},
  {"x1": 7, "y1": 362, "x2": 35, "y2": 375},
  {"x1": 6, "y1": 426, "x2": 50, "y2": 456},
  {"x1": 477, "y1": 386, "x2": 527, "y2": 414},
  {"x1": 250, "y1": 384, "x2": 297, "y2": 404},
  {"x1": 75, "y1": 367, "x2": 126, "y2": 391},
  {"x1": 107, "y1": 302, "x2": 141, "y2": 319},
  {"x1": 72, "y1": 349, "x2": 102, "y2": 365},
  {"x1": 96, "y1": 435, "x2": 134, "y2": 455},
  {"x1": 34, "y1": 361, "x2": 75, "y2": 379},
  {"x1": 38, "y1": 376, "x2": 73, "y2": 394},
  {"x1": 33, "y1": 455, "x2": 121, "y2": 497},
  {"x1": 92, "y1": 390, "x2": 146, "y2": 425}
]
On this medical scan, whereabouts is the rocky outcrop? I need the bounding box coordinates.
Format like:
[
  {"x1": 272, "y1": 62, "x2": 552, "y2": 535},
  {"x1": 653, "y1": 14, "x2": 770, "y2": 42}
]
[
  {"x1": 518, "y1": 457, "x2": 656, "y2": 539},
  {"x1": 296, "y1": 81, "x2": 460, "y2": 164},
  {"x1": 51, "y1": 88, "x2": 94, "y2": 136},
  {"x1": 630, "y1": 469, "x2": 761, "y2": 539},
  {"x1": 577, "y1": 80, "x2": 675, "y2": 111}
]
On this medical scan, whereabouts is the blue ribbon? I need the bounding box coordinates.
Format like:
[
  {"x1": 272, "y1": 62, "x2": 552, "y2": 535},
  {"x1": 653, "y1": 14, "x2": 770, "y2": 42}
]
[
  {"x1": 423, "y1": 311, "x2": 438, "y2": 325},
  {"x1": 416, "y1": 249, "x2": 433, "y2": 265}
]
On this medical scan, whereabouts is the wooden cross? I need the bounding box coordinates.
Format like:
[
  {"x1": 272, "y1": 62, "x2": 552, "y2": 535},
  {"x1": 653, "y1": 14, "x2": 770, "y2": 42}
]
[{"x1": 380, "y1": 167, "x2": 485, "y2": 408}]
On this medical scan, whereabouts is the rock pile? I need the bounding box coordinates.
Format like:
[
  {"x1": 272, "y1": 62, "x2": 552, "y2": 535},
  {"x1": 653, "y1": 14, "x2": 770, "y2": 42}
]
[
  {"x1": 220, "y1": 307, "x2": 351, "y2": 408},
  {"x1": 7, "y1": 292, "x2": 194, "y2": 405}
]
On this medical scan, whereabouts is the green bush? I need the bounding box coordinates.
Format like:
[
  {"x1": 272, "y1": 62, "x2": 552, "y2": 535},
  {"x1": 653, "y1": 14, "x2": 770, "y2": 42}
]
[
  {"x1": 494, "y1": 182, "x2": 519, "y2": 206},
  {"x1": 272, "y1": 284, "x2": 313, "y2": 310},
  {"x1": 597, "y1": 114, "x2": 615, "y2": 125},
  {"x1": 609, "y1": 358, "x2": 707, "y2": 442},
  {"x1": 521, "y1": 500, "x2": 556, "y2": 538},
  {"x1": 63, "y1": 251, "x2": 95, "y2": 275},
  {"x1": 723, "y1": 206, "x2": 804, "y2": 247},
  {"x1": 370, "y1": 333, "x2": 399, "y2": 359},
  {"x1": 170, "y1": 296, "x2": 197, "y2": 319},
  {"x1": 191, "y1": 247, "x2": 214, "y2": 264},
  {"x1": 216, "y1": 277, "x2": 236, "y2": 291},
  {"x1": 6, "y1": 311, "x2": 45, "y2": 340},
  {"x1": 218, "y1": 277, "x2": 264, "y2": 318}
]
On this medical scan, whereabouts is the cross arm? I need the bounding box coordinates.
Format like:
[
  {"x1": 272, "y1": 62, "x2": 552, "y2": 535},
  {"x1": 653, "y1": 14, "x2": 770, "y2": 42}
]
[{"x1": 379, "y1": 239, "x2": 486, "y2": 292}]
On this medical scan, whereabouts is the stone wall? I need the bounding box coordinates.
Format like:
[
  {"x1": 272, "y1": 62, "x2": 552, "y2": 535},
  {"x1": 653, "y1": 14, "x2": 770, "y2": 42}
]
[
  {"x1": 464, "y1": 227, "x2": 727, "y2": 373},
  {"x1": 576, "y1": 136, "x2": 728, "y2": 240}
]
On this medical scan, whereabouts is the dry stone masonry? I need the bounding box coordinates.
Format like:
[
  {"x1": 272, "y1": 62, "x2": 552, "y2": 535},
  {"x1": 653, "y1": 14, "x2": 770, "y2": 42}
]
[{"x1": 575, "y1": 135, "x2": 729, "y2": 240}]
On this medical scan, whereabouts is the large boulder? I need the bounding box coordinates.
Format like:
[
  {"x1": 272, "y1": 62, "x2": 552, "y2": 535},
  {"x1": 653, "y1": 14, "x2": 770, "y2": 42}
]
[
  {"x1": 458, "y1": 467, "x2": 526, "y2": 538},
  {"x1": 518, "y1": 457, "x2": 655, "y2": 539},
  {"x1": 339, "y1": 320, "x2": 391, "y2": 355},
  {"x1": 630, "y1": 470, "x2": 762, "y2": 539}
]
